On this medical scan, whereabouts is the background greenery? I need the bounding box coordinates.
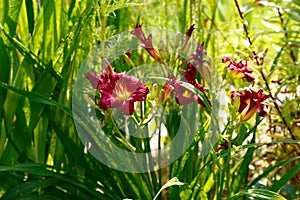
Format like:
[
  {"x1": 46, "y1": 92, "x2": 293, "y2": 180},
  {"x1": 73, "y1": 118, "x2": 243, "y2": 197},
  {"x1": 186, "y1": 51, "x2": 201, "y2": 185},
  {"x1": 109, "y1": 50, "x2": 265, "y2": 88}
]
[{"x1": 0, "y1": 0, "x2": 299, "y2": 199}]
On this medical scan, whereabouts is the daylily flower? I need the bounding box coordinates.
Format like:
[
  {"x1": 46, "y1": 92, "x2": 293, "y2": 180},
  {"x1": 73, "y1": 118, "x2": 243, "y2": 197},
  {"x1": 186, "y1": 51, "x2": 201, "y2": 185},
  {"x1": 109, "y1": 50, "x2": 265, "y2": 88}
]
[
  {"x1": 163, "y1": 76, "x2": 198, "y2": 105},
  {"x1": 183, "y1": 43, "x2": 207, "y2": 65},
  {"x1": 180, "y1": 63, "x2": 205, "y2": 92},
  {"x1": 130, "y1": 24, "x2": 165, "y2": 64},
  {"x1": 85, "y1": 59, "x2": 149, "y2": 115},
  {"x1": 174, "y1": 83, "x2": 204, "y2": 106},
  {"x1": 222, "y1": 57, "x2": 254, "y2": 82},
  {"x1": 181, "y1": 43, "x2": 211, "y2": 81},
  {"x1": 99, "y1": 75, "x2": 150, "y2": 115},
  {"x1": 163, "y1": 69, "x2": 206, "y2": 107},
  {"x1": 181, "y1": 24, "x2": 196, "y2": 50},
  {"x1": 231, "y1": 89, "x2": 269, "y2": 122}
]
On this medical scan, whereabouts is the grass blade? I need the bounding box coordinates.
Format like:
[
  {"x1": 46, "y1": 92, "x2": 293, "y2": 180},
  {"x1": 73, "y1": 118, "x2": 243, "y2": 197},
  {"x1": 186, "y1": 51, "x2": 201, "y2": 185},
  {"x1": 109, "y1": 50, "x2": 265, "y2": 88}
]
[
  {"x1": 0, "y1": 81, "x2": 72, "y2": 117},
  {"x1": 153, "y1": 177, "x2": 184, "y2": 200},
  {"x1": 269, "y1": 161, "x2": 300, "y2": 192},
  {"x1": 247, "y1": 156, "x2": 300, "y2": 189},
  {"x1": 227, "y1": 188, "x2": 287, "y2": 200}
]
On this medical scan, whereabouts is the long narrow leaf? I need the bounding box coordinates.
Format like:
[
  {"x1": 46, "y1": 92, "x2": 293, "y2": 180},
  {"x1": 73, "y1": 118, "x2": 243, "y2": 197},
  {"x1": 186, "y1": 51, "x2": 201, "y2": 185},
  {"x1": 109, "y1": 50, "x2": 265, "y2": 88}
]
[
  {"x1": 269, "y1": 161, "x2": 300, "y2": 192},
  {"x1": 0, "y1": 81, "x2": 72, "y2": 117}
]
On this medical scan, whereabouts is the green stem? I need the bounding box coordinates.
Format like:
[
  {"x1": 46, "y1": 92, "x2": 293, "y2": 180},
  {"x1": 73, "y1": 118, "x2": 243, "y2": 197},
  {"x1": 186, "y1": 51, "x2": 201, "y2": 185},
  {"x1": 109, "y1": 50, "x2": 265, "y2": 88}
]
[
  {"x1": 226, "y1": 134, "x2": 232, "y2": 197},
  {"x1": 109, "y1": 113, "x2": 136, "y2": 152},
  {"x1": 220, "y1": 120, "x2": 235, "y2": 198}
]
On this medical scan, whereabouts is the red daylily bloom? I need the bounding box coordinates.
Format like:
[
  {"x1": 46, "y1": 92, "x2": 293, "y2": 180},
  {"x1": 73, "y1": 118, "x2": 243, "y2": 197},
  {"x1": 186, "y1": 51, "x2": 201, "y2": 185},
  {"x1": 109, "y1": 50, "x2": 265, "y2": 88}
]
[
  {"x1": 231, "y1": 89, "x2": 269, "y2": 122},
  {"x1": 85, "y1": 60, "x2": 149, "y2": 115},
  {"x1": 174, "y1": 84, "x2": 204, "y2": 106},
  {"x1": 163, "y1": 76, "x2": 195, "y2": 105},
  {"x1": 222, "y1": 57, "x2": 254, "y2": 82},
  {"x1": 99, "y1": 75, "x2": 150, "y2": 115},
  {"x1": 181, "y1": 43, "x2": 211, "y2": 81},
  {"x1": 130, "y1": 24, "x2": 165, "y2": 64},
  {"x1": 163, "y1": 73, "x2": 205, "y2": 107},
  {"x1": 180, "y1": 63, "x2": 205, "y2": 92}
]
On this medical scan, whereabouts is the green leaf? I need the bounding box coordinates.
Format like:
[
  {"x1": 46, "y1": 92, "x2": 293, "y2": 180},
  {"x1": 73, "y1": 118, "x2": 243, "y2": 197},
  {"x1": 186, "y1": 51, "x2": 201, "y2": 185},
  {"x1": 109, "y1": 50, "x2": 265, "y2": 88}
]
[
  {"x1": 28, "y1": 71, "x2": 57, "y2": 132},
  {"x1": 0, "y1": 39, "x2": 10, "y2": 121},
  {"x1": 24, "y1": 0, "x2": 34, "y2": 34},
  {"x1": 0, "y1": 0, "x2": 9, "y2": 24},
  {"x1": 231, "y1": 146, "x2": 254, "y2": 193},
  {"x1": 293, "y1": 0, "x2": 300, "y2": 6},
  {"x1": 217, "y1": 1, "x2": 226, "y2": 22},
  {"x1": 0, "y1": 26, "x2": 63, "y2": 85},
  {"x1": 4, "y1": 0, "x2": 23, "y2": 36},
  {"x1": 33, "y1": 113, "x2": 48, "y2": 163},
  {"x1": 247, "y1": 156, "x2": 300, "y2": 189},
  {"x1": 153, "y1": 177, "x2": 184, "y2": 200},
  {"x1": 1, "y1": 178, "x2": 60, "y2": 200},
  {"x1": 18, "y1": 0, "x2": 30, "y2": 46},
  {"x1": 0, "y1": 163, "x2": 56, "y2": 176},
  {"x1": 227, "y1": 189, "x2": 287, "y2": 200},
  {"x1": 269, "y1": 161, "x2": 300, "y2": 192},
  {"x1": 0, "y1": 81, "x2": 73, "y2": 117},
  {"x1": 269, "y1": 43, "x2": 287, "y2": 78}
]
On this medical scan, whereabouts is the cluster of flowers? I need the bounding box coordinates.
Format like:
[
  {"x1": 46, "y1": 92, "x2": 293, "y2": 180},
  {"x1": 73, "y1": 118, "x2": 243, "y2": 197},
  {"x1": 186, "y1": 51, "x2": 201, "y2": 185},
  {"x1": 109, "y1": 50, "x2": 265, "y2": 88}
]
[
  {"x1": 85, "y1": 23, "x2": 269, "y2": 121},
  {"x1": 223, "y1": 56, "x2": 269, "y2": 122},
  {"x1": 85, "y1": 24, "x2": 210, "y2": 115},
  {"x1": 131, "y1": 24, "x2": 209, "y2": 107}
]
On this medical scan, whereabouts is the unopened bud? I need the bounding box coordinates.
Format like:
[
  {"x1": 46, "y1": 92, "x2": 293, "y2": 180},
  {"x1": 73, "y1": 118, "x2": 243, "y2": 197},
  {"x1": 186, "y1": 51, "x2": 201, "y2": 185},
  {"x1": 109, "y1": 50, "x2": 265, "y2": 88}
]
[
  {"x1": 103, "y1": 58, "x2": 114, "y2": 75},
  {"x1": 149, "y1": 84, "x2": 159, "y2": 99},
  {"x1": 157, "y1": 88, "x2": 172, "y2": 104},
  {"x1": 233, "y1": 94, "x2": 240, "y2": 112}
]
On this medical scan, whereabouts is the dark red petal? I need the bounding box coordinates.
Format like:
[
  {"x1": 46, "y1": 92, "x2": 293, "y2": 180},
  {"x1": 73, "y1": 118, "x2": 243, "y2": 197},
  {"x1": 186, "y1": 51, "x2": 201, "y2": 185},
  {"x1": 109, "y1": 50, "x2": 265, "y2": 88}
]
[
  {"x1": 258, "y1": 106, "x2": 267, "y2": 117},
  {"x1": 231, "y1": 91, "x2": 241, "y2": 99},
  {"x1": 130, "y1": 24, "x2": 147, "y2": 42},
  {"x1": 181, "y1": 25, "x2": 196, "y2": 50},
  {"x1": 238, "y1": 101, "x2": 248, "y2": 113},
  {"x1": 244, "y1": 72, "x2": 255, "y2": 82},
  {"x1": 237, "y1": 61, "x2": 245, "y2": 69},
  {"x1": 175, "y1": 94, "x2": 195, "y2": 105},
  {"x1": 222, "y1": 57, "x2": 232, "y2": 63},
  {"x1": 85, "y1": 72, "x2": 102, "y2": 89},
  {"x1": 125, "y1": 49, "x2": 132, "y2": 58},
  {"x1": 120, "y1": 101, "x2": 134, "y2": 115},
  {"x1": 196, "y1": 43, "x2": 207, "y2": 55},
  {"x1": 130, "y1": 87, "x2": 150, "y2": 101},
  {"x1": 227, "y1": 64, "x2": 238, "y2": 70},
  {"x1": 196, "y1": 96, "x2": 205, "y2": 107},
  {"x1": 195, "y1": 84, "x2": 205, "y2": 92},
  {"x1": 186, "y1": 24, "x2": 196, "y2": 37},
  {"x1": 98, "y1": 93, "x2": 114, "y2": 110},
  {"x1": 174, "y1": 85, "x2": 195, "y2": 105}
]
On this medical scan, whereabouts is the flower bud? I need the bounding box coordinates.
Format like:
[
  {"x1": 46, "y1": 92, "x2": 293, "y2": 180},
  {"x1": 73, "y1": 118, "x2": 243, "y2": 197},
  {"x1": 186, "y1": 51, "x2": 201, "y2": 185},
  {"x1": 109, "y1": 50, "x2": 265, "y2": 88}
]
[
  {"x1": 149, "y1": 83, "x2": 159, "y2": 99},
  {"x1": 233, "y1": 94, "x2": 240, "y2": 112}
]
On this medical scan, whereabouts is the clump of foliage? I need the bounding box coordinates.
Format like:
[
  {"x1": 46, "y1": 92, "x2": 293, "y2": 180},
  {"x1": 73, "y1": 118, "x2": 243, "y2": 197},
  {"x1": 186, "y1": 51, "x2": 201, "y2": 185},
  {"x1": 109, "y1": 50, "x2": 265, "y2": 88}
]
[{"x1": 0, "y1": 0, "x2": 299, "y2": 199}]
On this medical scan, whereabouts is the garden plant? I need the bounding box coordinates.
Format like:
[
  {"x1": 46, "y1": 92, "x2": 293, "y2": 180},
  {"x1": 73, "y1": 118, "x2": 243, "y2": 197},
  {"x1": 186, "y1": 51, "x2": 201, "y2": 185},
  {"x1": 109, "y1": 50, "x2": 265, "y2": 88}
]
[{"x1": 0, "y1": 0, "x2": 300, "y2": 199}]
